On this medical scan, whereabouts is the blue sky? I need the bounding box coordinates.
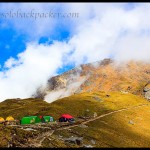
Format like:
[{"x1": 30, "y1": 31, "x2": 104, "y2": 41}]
[
  {"x1": 0, "y1": 3, "x2": 150, "y2": 101},
  {"x1": 0, "y1": 15, "x2": 72, "y2": 73},
  {"x1": 0, "y1": 3, "x2": 136, "y2": 71},
  {"x1": 0, "y1": 28, "x2": 26, "y2": 68}
]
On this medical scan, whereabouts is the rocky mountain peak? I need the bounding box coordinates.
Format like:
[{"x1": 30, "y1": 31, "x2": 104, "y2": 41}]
[{"x1": 33, "y1": 58, "x2": 150, "y2": 103}]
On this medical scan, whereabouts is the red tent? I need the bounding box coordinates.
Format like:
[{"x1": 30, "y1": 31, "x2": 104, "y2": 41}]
[{"x1": 61, "y1": 114, "x2": 74, "y2": 119}]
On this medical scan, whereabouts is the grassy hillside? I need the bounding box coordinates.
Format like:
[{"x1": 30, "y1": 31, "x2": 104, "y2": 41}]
[
  {"x1": 0, "y1": 98, "x2": 48, "y2": 120},
  {"x1": 38, "y1": 91, "x2": 149, "y2": 119},
  {"x1": 59, "y1": 104, "x2": 150, "y2": 147},
  {"x1": 0, "y1": 91, "x2": 149, "y2": 120},
  {"x1": 0, "y1": 91, "x2": 150, "y2": 147}
]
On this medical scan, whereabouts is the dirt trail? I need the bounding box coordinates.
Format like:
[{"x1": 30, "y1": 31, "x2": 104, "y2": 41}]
[
  {"x1": 28, "y1": 130, "x2": 55, "y2": 147},
  {"x1": 57, "y1": 103, "x2": 149, "y2": 130},
  {"x1": 20, "y1": 103, "x2": 149, "y2": 147}
]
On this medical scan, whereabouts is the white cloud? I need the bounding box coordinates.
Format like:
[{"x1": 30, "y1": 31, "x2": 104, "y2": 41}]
[
  {"x1": 113, "y1": 34, "x2": 150, "y2": 62},
  {"x1": 0, "y1": 3, "x2": 79, "y2": 40},
  {"x1": 0, "y1": 41, "x2": 71, "y2": 101},
  {"x1": 44, "y1": 73, "x2": 87, "y2": 103},
  {"x1": 67, "y1": 3, "x2": 150, "y2": 65},
  {"x1": 0, "y1": 3, "x2": 54, "y2": 39},
  {"x1": 4, "y1": 57, "x2": 21, "y2": 68}
]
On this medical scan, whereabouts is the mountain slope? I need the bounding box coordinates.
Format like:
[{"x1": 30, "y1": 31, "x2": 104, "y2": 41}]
[
  {"x1": 0, "y1": 91, "x2": 150, "y2": 147},
  {"x1": 34, "y1": 59, "x2": 150, "y2": 103}
]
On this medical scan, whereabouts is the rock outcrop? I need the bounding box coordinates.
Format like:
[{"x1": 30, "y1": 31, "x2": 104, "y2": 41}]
[{"x1": 143, "y1": 82, "x2": 150, "y2": 100}]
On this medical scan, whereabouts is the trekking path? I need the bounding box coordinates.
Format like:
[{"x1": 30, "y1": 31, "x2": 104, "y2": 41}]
[
  {"x1": 20, "y1": 103, "x2": 149, "y2": 147},
  {"x1": 28, "y1": 130, "x2": 55, "y2": 147},
  {"x1": 57, "y1": 103, "x2": 149, "y2": 130}
]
